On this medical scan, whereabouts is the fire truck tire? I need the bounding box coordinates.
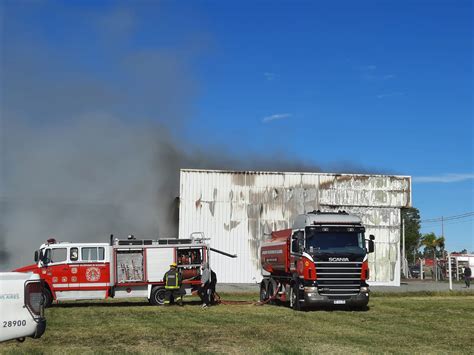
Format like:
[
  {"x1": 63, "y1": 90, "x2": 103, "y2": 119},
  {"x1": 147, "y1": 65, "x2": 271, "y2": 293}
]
[
  {"x1": 149, "y1": 287, "x2": 166, "y2": 306},
  {"x1": 267, "y1": 278, "x2": 278, "y2": 305},
  {"x1": 260, "y1": 279, "x2": 269, "y2": 302},
  {"x1": 290, "y1": 283, "x2": 303, "y2": 311},
  {"x1": 42, "y1": 288, "x2": 53, "y2": 308}
]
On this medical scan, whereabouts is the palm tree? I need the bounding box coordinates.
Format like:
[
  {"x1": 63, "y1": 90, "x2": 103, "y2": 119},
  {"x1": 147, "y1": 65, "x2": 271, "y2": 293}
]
[{"x1": 421, "y1": 233, "x2": 444, "y2": 281}]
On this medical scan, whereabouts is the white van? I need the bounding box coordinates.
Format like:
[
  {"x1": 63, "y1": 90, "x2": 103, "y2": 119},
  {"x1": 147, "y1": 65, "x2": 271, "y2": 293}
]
[{"x1": 0, "y1": 272, "x2": 46, "y2": 342}]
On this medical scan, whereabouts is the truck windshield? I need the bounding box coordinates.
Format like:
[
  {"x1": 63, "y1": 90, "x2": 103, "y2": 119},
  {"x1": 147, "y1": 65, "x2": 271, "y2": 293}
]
[{"x1": 305, "y1": 227, "x2": 365, "y2": 254}]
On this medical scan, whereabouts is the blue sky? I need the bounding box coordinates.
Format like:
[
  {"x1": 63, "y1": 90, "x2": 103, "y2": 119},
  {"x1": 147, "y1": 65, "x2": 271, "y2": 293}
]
[{"x1": 1, "y1": 1, "x2": 473, "y2": 252}]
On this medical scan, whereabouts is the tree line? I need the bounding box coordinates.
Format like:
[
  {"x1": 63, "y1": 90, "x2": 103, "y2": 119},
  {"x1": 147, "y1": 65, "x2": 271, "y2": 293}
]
[{"x1": 401, "y1": 207, "x2": 453, "y2": 264}]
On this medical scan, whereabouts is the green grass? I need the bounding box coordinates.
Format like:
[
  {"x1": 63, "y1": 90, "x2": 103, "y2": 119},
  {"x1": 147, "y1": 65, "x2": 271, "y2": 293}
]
[{"x1": 1, "y1": 293, "x2": 473, "y2": 354}]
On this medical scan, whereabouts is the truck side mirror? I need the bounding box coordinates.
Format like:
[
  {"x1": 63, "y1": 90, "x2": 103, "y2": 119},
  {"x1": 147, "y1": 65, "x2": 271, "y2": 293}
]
[
  {"x1": 40, "y1": 250, "x2": 50, "y2": 266},
  {"x1": 292, "y1": 237, "x2": 300, "y2": 253},
  {"x1": 368, "y1": 235, "x2": 375, "y2": 253},
  {"x1": 34, "y1": 251, "x2": 39, "y2": 262}
]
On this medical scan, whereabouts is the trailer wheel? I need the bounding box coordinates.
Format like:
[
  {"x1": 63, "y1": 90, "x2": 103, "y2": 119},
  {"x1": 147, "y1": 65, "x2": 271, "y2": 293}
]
[
  {"x1": 259, "y1": 280, "x2": 269, "y2": 302},
  {"x1": 42, "y1": 288, "x2": 53, "y2": 308},
  {"x1": 149, "y1": 287, "x2": 166, "y2": 306}
]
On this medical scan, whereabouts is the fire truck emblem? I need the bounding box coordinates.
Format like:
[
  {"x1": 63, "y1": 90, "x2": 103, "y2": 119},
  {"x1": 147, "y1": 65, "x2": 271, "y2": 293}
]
[
  {"x1": 85, "y1": 267, "x2": 101, "y2": 282},
  {"x1": 329, "y1": 257, "x2": 349, "y2": 262}
]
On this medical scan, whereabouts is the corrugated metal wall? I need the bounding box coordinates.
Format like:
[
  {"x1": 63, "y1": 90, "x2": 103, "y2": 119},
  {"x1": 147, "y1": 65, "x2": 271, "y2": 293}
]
[{"x1": 179, "y1": 170, "x2": 411, "y2": 286}]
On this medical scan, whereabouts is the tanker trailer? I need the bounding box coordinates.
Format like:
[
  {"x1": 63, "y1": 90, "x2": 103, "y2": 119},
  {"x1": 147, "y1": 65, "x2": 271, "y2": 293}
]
[{"x1": 260, "y1": 210, "x2": 375, "y2": 310}]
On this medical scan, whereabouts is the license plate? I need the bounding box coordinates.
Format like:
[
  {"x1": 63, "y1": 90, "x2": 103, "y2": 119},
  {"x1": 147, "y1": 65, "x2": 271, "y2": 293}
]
[{"x1": 334, "y1": 300, "x2": 346, "y2": 305}]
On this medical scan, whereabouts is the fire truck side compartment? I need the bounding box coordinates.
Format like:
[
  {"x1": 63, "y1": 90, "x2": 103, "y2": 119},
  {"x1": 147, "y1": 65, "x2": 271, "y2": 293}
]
[{"x1": 146, "y1": 248, "x2": 175, "y2": 282}]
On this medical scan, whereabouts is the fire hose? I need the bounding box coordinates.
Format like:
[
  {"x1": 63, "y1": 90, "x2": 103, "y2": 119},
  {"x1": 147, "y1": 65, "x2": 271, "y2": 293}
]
[{"x1": 212, "y1": 285, "x2": 280, "y2": 306}]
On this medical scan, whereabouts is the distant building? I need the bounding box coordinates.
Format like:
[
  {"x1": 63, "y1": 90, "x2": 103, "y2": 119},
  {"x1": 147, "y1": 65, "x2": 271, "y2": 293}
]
[
  {"x1": 179, "y1": 169, "x2": 411, "y2": 286},
  {"x1": 448, "y1": 253, "x2": 474, "y2": 280}
]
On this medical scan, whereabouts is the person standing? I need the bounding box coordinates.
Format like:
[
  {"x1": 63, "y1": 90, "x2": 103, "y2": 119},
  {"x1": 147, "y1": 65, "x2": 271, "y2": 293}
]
[
  {"x1": 164, "y1": 262, "x2": 183, "y2": 306},
  {"x1": 200, "y1": 263, "x2": 211, "y2": 308},
  {"x1": 464, "y1": 265, "x2": 471, "y2": 288},
  {"x1": 210, "y1": 269, "x2": 217, "y2": 305}
]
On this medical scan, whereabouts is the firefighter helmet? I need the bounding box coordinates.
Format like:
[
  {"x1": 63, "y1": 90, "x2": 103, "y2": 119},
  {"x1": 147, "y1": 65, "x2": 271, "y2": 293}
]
[{"x1": 170, "y1": 262, "x2": 177, "y2": 268}]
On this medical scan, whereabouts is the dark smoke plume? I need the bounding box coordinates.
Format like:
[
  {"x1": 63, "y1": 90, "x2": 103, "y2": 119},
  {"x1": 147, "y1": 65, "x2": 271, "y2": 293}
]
[
  {"x1": 1, "y1": 114, "x2": 327, "y2": 269},
  {"x1": 0, "y1": 3, "x2": 374, "y2": 269}
]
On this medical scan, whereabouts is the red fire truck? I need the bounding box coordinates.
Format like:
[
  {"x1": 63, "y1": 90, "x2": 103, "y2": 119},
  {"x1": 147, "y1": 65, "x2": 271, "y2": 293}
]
[
  {"x1": 14, "y1": 233, "x2": 235, "y2": 307},
  {"x1": 260, "y1": 211, "x2": 375, "y2": 310}
]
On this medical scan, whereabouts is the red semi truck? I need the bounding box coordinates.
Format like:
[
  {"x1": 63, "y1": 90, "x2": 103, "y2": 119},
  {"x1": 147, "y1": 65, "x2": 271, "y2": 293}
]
[
  {"x1": 14, "y1": 233, "x2": 235, "y2": 307},
  {"x1": 260, "y1": 211, "x2": 375, "y2": 310}
]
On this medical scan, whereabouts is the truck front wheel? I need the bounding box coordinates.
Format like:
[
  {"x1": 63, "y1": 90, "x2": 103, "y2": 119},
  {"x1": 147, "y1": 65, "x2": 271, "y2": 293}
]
[
  {"x1": 42, "y1": 288, "x2": 53, "y2": 308},
  {"x1": 149, "y1": 287, "x2": 166, "y2": 306},
  {"x1": 290, "y1": 283, "x2": 303, "y2": 311}
]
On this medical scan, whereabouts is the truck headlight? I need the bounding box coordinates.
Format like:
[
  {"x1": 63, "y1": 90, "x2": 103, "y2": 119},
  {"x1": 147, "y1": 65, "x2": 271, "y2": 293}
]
[
  {"x1": 304, "y1": 287, "x2": 317, "y2": 292},
  {"x1": 360, "y1": 286, "x2": 369, "y2": 293}
]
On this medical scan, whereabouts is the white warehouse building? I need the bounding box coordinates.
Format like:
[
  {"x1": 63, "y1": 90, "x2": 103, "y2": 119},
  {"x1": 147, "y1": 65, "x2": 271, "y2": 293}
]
[{"x1": 178, "y1": 169, "x2": 411, "y2": 286}]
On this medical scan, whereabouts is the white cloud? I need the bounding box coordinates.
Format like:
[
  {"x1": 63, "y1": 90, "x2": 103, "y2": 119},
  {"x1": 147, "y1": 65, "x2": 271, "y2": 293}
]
[
  {"x1": 362, "y1": 65, "x2": 377, "y2": 71},
  {"x1": 262, "y1": 113, "x2": 292, "y2": 123},
  {"x1": 359, "y1": 65, "x2": 396, "y2": 81},
  {"x1": 264, "y1": 72, "x2": 277, "y2": 81},
  {"x1": 413, "y1": 173, "x2": 474, "y2": 183}
]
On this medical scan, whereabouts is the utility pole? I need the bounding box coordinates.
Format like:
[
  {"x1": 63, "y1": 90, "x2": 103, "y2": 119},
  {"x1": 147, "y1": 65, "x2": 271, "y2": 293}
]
[
  {"x1": 440, "y1": 216, "x2": 444, "y2": 282},
  {"x1": 441, "y1": 216, "x2": 444, "y2": 239},
  {"x1": 420, "y1": 258, "x2": 423, "y2": 280},
  {"x1": 402, "y1": 218, "x2": 406, "y2": 278},
  {"x1": 448, "y1": 253, "x2": 452, "y2": 290}
]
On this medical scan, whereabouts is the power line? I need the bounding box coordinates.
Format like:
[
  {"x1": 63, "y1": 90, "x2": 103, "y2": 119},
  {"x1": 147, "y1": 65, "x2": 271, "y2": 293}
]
[
  {"x1": 421, "y1": 218, "x2": 474, "y2": 228},
  {"x1": 420, "y1": 212, "x2": 474, "y2": 224}
]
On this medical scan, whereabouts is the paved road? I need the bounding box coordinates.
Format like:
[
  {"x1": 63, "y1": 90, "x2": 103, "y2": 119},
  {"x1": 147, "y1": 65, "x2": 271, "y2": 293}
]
[
  {"x1": 372, "y1": 279, "x2": 473, "y2": 293},
  {"x1": 217, "y1": 280, "x2": 474, "y2": 293}
]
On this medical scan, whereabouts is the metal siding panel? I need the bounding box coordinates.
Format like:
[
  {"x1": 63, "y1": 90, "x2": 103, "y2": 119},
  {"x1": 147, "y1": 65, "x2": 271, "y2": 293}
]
[{"x1": 179, "y1": 170, "x2": 409, "y2": 286}]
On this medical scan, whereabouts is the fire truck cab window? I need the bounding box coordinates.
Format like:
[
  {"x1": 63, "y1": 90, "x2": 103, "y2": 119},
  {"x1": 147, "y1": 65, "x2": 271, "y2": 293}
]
[
  {"x1": 50, "y1": 248, "x2": 67, "y2": 263},
  {"x1": 82, "y1": 247, "x2": 105, "y2": 261},
  {"x1": 70, "y1": 247, "x2": 79, "y2": 261}
]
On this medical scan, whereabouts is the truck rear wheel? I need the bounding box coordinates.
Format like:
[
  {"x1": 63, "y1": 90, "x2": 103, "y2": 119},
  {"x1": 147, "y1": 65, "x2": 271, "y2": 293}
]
[
  {"x1": 267, "y1": 279, "x2": 278, "y2": 304},
  {"x1": 149, "y1": 287, "x2": 166, "y2": 306},
  {"x1": 260, "y1": 280, "x2": 269, "y2": 302}
]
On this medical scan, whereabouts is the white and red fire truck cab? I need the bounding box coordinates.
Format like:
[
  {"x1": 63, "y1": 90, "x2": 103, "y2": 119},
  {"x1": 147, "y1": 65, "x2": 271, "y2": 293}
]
[{"x1": 14, "y1": 234, "x2": 227, "y2": 306}]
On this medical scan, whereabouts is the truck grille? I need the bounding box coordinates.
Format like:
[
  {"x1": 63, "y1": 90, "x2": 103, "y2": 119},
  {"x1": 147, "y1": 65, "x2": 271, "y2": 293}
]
[{"x1": 315, "y1": 261, "x2": 362, "y2": 299}]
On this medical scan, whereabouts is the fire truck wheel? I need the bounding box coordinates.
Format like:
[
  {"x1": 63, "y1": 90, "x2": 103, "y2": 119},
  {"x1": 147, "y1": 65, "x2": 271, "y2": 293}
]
[
  {"x1": 290, "y1": 283, "x2": 302, "y2": 311},
  {"x1": 42, "y1": 288, "x2": 53, "y2": 308},
  {"x1": 150, "y1": 287, "x2": 166, "y2": 306},
  {"x1": 259, "y1": 280, "x2": 269, "y2": 302},
  {"x1": 267, "y1": 280, "x2": 277, "y2": 305}
]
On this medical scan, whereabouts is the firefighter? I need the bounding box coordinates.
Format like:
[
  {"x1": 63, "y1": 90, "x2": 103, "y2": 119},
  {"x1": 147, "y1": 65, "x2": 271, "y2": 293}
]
[
  {"x1": 164, "y1": 262, "x2": 183, "y2": 306},
  {"x1": 200, "y1": 263, "x2": 211, "y2": 308}
]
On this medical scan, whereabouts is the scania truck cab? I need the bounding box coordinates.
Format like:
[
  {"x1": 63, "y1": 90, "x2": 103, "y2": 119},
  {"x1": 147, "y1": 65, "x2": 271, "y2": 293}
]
[{"x1": 260, "y1": 211, "x2": 375, "y2": 310}]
